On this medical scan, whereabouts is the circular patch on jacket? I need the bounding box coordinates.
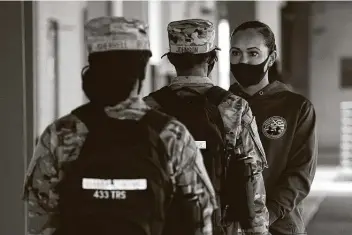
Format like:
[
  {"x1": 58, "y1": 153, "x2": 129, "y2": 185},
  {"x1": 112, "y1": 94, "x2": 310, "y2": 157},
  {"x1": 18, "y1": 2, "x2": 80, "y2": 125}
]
[{"x1": 262, "y1": 116, "x2": 287, "y2": 139}]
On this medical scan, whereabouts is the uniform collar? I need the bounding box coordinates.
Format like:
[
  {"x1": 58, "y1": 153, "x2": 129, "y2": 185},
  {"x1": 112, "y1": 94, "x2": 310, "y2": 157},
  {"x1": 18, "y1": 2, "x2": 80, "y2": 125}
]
[
  {"x1": 170, "y1": 76, "x2": 214, "y2": 86},
  {"x1": 104, "y1": 96, "x2": 150, "y2": 120},
  {"x1": 231, "y1": 81, "x2": 285, "y2": 98}
]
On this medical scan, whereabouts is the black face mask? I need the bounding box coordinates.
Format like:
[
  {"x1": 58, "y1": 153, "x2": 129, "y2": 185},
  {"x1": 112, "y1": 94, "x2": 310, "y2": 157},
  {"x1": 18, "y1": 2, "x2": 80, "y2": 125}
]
[{"x1": 230, "y1": 56, "x2": 270, "y2": 88}]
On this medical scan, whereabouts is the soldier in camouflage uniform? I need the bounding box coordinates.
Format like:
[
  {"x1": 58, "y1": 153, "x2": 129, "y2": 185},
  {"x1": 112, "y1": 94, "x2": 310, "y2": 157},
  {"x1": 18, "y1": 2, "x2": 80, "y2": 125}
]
[
  {"x1": 22, "y1": 16, "x2": 217, "y2": 235},
  {"x1": 144, "y1": 19, "x2": 270, "y2": 235}
]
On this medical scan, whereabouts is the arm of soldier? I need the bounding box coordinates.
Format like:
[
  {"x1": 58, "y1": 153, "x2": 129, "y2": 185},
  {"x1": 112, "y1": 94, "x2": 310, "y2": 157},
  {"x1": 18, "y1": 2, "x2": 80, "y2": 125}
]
[
  {"x1": 159, "y1": 119, "x2": 218, "y2": 235},
  {"x1": 266, "y1": 101, "x2": 318, "y2": 225},
  {"x1": 22, "y1": 125, "x2": 60, "y2": 235},
  {"x1": 219, "y1": 97, "x2": 269, "y2": 234},
  {"x1": 239, "y1": 106, "x2": 270, "y2": 234}
]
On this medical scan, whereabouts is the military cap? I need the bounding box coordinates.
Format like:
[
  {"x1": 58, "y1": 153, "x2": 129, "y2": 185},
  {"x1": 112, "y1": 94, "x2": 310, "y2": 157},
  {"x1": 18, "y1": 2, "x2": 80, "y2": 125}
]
[
  {"x1": 84, "y1": 16, "x2": 150, "y2": 54},
  {"x1": 166, "y1": 19, "x2": 219, "y2": 54}
]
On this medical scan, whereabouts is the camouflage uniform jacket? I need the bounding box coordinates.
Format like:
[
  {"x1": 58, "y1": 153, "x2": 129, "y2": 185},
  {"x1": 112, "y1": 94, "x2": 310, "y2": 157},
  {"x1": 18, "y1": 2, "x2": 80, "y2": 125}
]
[
  {"x1": 144, "y1": 76, "x2": 270, "y2": 235},
  {"x1": 22, "y1": 97, "x2": 218, "y2": 235}
]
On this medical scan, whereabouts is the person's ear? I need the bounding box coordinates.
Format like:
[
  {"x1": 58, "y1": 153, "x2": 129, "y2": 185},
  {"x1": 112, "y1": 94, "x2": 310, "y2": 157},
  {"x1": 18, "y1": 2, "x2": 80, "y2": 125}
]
[{"x1": 268, "y1": 51, "x2": 277, "y2": 68}]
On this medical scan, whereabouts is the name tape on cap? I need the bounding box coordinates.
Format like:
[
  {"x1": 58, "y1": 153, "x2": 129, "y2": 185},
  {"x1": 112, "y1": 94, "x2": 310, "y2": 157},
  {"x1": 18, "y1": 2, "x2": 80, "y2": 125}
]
[
  {"x1": 90, "y1": 39, "x2": 149, "y2": 53},
  {"x1": 195, "y1": 141, "x2": 206, "y2": 149},
  {"x1": 82, "y1": 178, "x2": 147, "y2": 191}
]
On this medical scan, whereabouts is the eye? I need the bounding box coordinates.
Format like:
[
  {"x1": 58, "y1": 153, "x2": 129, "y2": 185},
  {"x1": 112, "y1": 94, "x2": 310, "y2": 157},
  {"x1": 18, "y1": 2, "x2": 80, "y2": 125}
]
[
  {"x1": 231, "y1": 50, "x2": 240, "y2": 56},
  {"x1": 249, "y1": 51, "x2": 259, "y2": 57}
]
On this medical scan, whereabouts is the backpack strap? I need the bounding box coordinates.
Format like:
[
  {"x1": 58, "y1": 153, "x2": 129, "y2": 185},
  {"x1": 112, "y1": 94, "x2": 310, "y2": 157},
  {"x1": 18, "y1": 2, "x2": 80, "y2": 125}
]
[
  {"x1": 149, "y1": 86, "x2": 177, "y2": 111},
  {"x1": 140, "y1": 109, "x2": 175, "y2": 235},
  {"x1": 205, "y1": 85, "x2": 232, "y2": 106},
  {"x1": 140, "y1": 108, "x2": 175, "y2": 187},
  {"x1": 140, "y1": 109, "x2": 173, "y2": 179},
  {"x1": 141, "y1": 108, "x2": 172, "y2": 134},
  {"x1": 204, "y1": 86, "x2": 231, "y2": 139}
]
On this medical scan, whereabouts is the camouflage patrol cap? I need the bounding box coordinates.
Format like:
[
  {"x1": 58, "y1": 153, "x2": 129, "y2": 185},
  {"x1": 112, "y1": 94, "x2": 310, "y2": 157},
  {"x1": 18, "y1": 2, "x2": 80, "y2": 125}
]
[
  {"x1": 85, "y1": 16, "x2": 150, "y2": 54},
  {"x1": 167, "y1": 19, "x2": 220, "y2": 54}
]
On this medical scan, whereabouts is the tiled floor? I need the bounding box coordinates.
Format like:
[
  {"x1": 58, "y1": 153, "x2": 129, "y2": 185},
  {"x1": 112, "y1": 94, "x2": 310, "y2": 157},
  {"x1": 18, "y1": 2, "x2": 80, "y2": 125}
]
[
  {"x1": 303, "y1": 166, "x2": 340, "y2": 225},
  {"x1": 303, "y1": 150, "x2": 352, "y2": 235},
  {"x1": 306, "y1": 185, "x2": 352, "y2": 235}
]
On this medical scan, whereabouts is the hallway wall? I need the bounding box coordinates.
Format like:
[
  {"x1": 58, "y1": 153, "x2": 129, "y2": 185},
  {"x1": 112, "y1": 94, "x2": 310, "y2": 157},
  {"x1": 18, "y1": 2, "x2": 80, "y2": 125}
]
[
  {"x1": 310, "y1": 2, "x2": 352, "y2": 150},
  {"x1": 36, "y1": 1, "x2": 86, "y2": 136}
]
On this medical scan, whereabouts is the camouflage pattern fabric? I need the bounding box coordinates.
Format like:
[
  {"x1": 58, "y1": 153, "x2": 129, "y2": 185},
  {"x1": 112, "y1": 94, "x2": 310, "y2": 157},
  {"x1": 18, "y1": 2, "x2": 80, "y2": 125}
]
[
  {"x1": 167, "y1": 19, "x2": 220, "y2": 54},
  {"x1": 22, "y1": 97, "x2": 217, "y2": 235},
  {"x1": 85, "y1": 16, "x2": 150, "y2": 54},
  {"x1": 144, "y1": 76, "x2": 270, "y2": 235}
]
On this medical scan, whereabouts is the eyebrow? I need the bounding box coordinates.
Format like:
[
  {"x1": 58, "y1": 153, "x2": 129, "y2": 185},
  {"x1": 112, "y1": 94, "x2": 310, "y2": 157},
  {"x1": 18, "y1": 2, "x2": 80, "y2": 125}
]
[{"x1": 231, "y1": 46, "x2": 261, "y2": 51}]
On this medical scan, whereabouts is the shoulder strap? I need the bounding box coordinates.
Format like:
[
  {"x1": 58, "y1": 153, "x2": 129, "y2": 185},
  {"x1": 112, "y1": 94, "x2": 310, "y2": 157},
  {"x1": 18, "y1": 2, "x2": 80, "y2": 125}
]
[
  {"x1": 149, "y1": 86, "x2": 174, "y2": 109},
  {"x1": 140, "y1": 108, "x2": 173, "y2": 166},
  {"x1": 140, "y1": 109, "x2": 173, "y2": 169},
  {"x1": 150, "y1": 86, "x2": 190, "y2": 111},
  {"x1": 204, "y1": 86, "x2": 229, "y2": 141},
  {"x1": 141, "y1": 108, "x2": 175, "y2": 200},
  {"x1": 229, "y1": 82, "x2": 241, "y2": 94},
  {"x1": 141, "y1": 108, "x2": 173, "y2": 134},
  {"x1": 71, "y1": 103, "x2": 106, "y2": 131},
  {"x1": 205, "y1": 86, "x2": 232, "y2": 106}
]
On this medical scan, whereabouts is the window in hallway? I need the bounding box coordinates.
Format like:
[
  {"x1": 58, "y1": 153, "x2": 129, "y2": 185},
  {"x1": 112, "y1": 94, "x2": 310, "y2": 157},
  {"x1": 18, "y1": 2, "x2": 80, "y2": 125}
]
[{"x1": 340, "y1": 58, "x2": 352, "y2": 88}]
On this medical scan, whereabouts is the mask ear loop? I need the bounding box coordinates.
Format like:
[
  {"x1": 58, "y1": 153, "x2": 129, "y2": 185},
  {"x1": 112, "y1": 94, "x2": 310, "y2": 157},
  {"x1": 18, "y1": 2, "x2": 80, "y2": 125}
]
[
  {"x1": 268, "y1": 43, "x2": 277, "y2": 67},
  {"x1": 266, "y1": 49, "x2": 277, "y2": 75},
  {"x1": 161, "y1": 52, "x2": 168, "y2": 59},
  {"x1": 81, "y1": 65, "x2": 90, "y2": 78}
]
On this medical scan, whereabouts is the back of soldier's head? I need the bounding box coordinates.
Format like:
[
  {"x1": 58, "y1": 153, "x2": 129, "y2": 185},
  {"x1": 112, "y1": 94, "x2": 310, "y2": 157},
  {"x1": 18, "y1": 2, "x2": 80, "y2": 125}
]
[
  {"x1": 164, "y1": 19, "x2": 220, "y2": 74},
  {"x1": 82, "y1": 17, "x2": 152, "y2": 106}
]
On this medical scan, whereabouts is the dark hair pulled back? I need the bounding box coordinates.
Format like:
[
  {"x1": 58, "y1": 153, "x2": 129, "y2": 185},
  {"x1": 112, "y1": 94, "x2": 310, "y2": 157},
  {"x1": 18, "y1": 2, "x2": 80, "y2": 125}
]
[
  {"x1": 167, "y1": 49, "x2": 218, "y2": 73},
  {"x1": 231, "y1": 21, "x2": 276, "y2": 53},
  {"x1": 82, "y1": 50, "x2": 151, "y2": 106}
]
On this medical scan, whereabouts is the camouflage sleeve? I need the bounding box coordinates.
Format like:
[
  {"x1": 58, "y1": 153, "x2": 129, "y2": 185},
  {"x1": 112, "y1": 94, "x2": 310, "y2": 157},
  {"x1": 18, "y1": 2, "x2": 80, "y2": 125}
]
[
  {"x1": 238, "y1": 105, "x2": 269, "y2": 234},
  {"x1": 22, "y1": 125, "x2": 59, "y2": 235},
  {"x1": 159, "y1": 119, "x2": 218, "y2": 235},
  {"x1": 219, "y1": 97, "x2": 269, "y2": 235}
]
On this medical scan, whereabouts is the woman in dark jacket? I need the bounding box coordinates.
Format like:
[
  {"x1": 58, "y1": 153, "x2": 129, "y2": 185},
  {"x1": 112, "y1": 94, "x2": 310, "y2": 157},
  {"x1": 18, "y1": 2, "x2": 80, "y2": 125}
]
[{"x1": 228, "y1": 21, "x2": 318, "y2": 235}]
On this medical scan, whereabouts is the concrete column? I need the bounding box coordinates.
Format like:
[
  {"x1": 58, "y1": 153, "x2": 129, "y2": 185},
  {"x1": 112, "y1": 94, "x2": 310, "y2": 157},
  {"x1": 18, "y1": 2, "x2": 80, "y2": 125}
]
[
  {"x1": 156, "y1": 1, "x2": 173, "y2": 90},
  {"x1": 0, "y1": 1, "x2": 35, "y2": 235},
  {"x1": 111, "y1": 0, "x2": 123, "y2": 17},
  {"x1": 148, "y1": 0, "x2": 162, "y2": 66}
]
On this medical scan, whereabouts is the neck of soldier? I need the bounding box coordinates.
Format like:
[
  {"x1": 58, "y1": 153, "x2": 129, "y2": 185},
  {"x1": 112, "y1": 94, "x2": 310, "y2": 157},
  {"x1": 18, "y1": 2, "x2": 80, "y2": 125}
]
[
  {"x1": 129, "y1": 80, "x2": 141, "y2": 98},
  {"x1": 176, "y1": 65, "x2": 208, "y2": 77},
  {"x1": 241, "y1": 74, "x2": 269, "y2": 96}
]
